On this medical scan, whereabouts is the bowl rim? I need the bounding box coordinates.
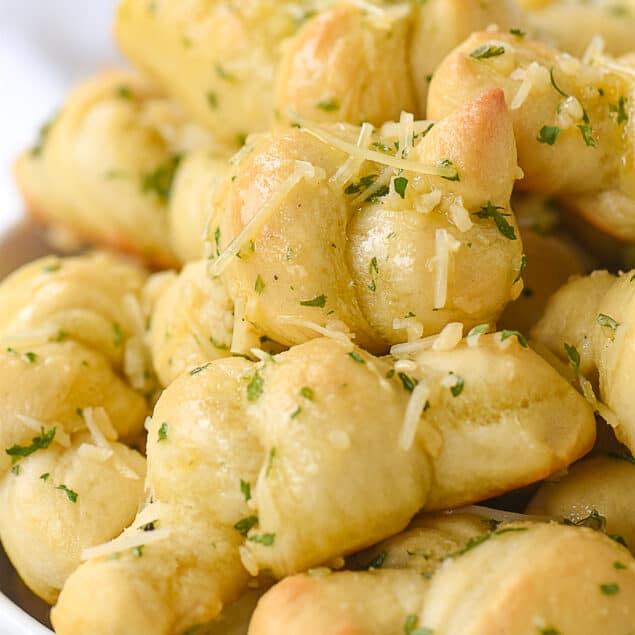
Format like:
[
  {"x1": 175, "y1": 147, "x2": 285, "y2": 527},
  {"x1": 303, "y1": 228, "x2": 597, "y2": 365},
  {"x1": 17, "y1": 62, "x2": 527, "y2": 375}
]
[{"x1": 0, "y1": 591, "x2": 52, "y2": 634}]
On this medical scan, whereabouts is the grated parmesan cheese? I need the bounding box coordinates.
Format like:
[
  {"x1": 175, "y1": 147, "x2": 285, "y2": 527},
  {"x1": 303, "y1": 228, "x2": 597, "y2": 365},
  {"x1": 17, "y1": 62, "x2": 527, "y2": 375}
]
[
  {"x1": 399, "y1": 380, "x2": 430, "y2": 450},
  {"x1": 380, "y1": 119, "x2": 434, "y2": 139},
  {"x1": 278, "y1": 315, "x2": 355, "y2": 346},
  {"x1": 394, "y1": 359, "x2": 418, "y2": 372},
  {"x1": 81, "y1": 528, "x2": 172, "y2": 561},
  {"x1": 84, "y1": 407, "x2": 117, "y2": 447},
  {"x1": 78, "y1": 443, "x2": 113, "y2": 463},
  {"x1": 415, "y1": 188, "x2": 442, "y2": 214},
  {"x1": 208, "y1": 160, "x2": 317, "y2": 278},
  {"x1": 447, "y1": 196, "x2": 473, "y2": 233},
  {"x1": 331, "y1": 122, "x2": 374, "y2": 187},
  {"x1": 392, "y1": 317, "x2": 424, "y2": 342},
  {"x1": 398, "y1": 111, "x2": 415, "y2": 159},
  {"x1": 432, "y1": 322, "x2": 464, "y2": 351},
  {"x1": 391, "y1": 333, "x2": 439, "y2": 357},
  {"x1": 240, "y1": 545, "x2": 260, "y2": 576},
  {"x1": 432, "y1": 229, "x2": 461, "y2": 310}
]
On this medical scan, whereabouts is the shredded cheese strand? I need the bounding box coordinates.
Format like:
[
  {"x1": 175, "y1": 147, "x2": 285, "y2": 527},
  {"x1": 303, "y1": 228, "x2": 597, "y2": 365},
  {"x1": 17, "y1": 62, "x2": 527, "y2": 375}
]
[
  {"x1": 289, "y1": 111, "x2": 458, "y2": 179},
  {"x1": 400, "y1": 380, "x2": 430, "y2": 450},
  {"x1": 81, "y1": 528, "x2": 172, "y2": 561},
  {"x1": 209, "y1": 160, "x2": 316, "y2": 278}
]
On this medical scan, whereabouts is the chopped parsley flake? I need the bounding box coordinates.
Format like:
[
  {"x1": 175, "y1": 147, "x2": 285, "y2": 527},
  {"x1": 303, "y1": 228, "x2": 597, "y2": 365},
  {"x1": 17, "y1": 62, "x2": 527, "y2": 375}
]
[
  {"x1": 345, "y1": 174, "x2": 378, "y2": 195},
  {"x1": 57, "y1": 484, "x2": 78, "y2": 503},
  {"x1": 468, "y1": 323, "x2": 491, "y2": 337},
  {"x1": 240, "y1": 479, "x2": 252, "y2": 502},
  {"x1": 510, "y1": 28, "x2": 526, "y2": 37},
  {"x1": 367, "y1": 185, "x2": 390, "y2": 202},
  {"x1": 141, "y1": 155, "x2": 181, "y2": 203},
  {"x1": 514, "y1": 254, "x2": 527, "y2": 283},
  {"x1": 578, "y1": 124, "x2": 596, "y2": 147},
  {"x1": 6, "y1": 427, "x2": 56, "y2": 463},
  {"x1": 368, "y1": 280, "x2": 377, "y2": 292},
  {"x1": 214, "y1": 227, "x2": 221, "y2": 257},
  {"x1": 266, "y1": 447, "x2": 276, "y2": 476},
  {"x1": 300, "y1": 294, "x2": 327, "y2": 308},
  {"x1": 300, "y1": 386, "x2": 314, "y2": 401},
  {"x1": 139, "y1": 521, "x2": 157, "y2": 532},
  {"x1": 501, "y1": 329, "x2": 528, "y2": 348},
  {"x1": 247, "y1": 372, "x2": 264, "y2": 402},
  {"x1": 158, "y1": 423, "x2": 169, "y2": 442},
  {"x1": 439, "y1": 159, "x2": 460, "y2": 181},
  {"x1": 317, "y1": 98, "x2": 339, "y2": 112},
  {"x1": 600, "y1": 583, "x2": 619, "y2": 595},
  {"x1": 348, "y1": 351, "x2": 365, "y2": 364},
  {"x1": 23, "y1": 352, "x2": 38, "y2": 364},
  {"x1": 394, "y1": 177, "x2": 408, "y2": 199},
  {"x1": 372, "y1": 142, "x2": 392, "y2": 153},
  {"x1": 475, "y1": 202, "x2": 517, "y2": 240},
  {"x1": 248, "y1": 533, "x2": 275, "y2": 545},
  {"x1": 290, "y1": 406, "x2": 302, "y2": 419},
  {"x1": 450, "y1": 374, "x2": 465, "y2": 397},
  {"x1": 234, "y1": 515, "x2": 258, "y2": 536},
  {"x1": 540, "y1": 629, "x2": 561, "y2": 635},
  {"x1": 116, "y1": 85, "x2": 132, "y2": 99},
  {"x1": 49, "y1": 330, "x2": 69, "y2": 343},
  {"x1": 190, "y1": 362, "x2": 212, "y2": 375},
  {"x1": 40, "y1": 473, "x2": 50, "y2": 481},
  {"x1": 398, "y1": 372, "x2": 418, "y2": 393},
  {"x1": 369, "y1": 257, "x2": 379, "y2": 275},
  {"x1": 549, "y1": 67, "x2": 569, "y2": 98},
  {"x1": 404, "y1": 614, "x2": 433, "y2": 635},
  {"x1": 112, "y1": 323, "x2": 123, "y2": 347},
  {"x1": 469, "y1": 44, "x2": 505, "y2": 60},
  {"x1": 255, "y1": 275, "x2": 266, "y2": 294},
  {"x1": 11, "y1": 465, "x2": 20, "y2": 476},
  {"x1": 563, "y1": 343, "x2": 580, "y2": 371},
  {"x1": 597, "y1": 313, "x2": 620, "y2": 331},
  {"x1": 609, "y1": 96, "x2": 628, "y2": 125},
  {"x1": 207, "y1": 92, "x2": 218, "y2": 110},
  {"x1": 614, "y1": 561, "x2": 627, "y2": 570},
  {"x1": 43, "y1": 262, "x2": 61, "y2": 273},
  {"x1": 132, "y1": 546, "x2": 143, "y2": 558},
  {"x1": 366, "y1": 550, "x2": 386, "y2": 569},
  {"x1": 537, "y1": 126, "x2": 560, "y2": 145},
  {"x1": 215, "y1": 64, "x2": 237, "y2": 83}
]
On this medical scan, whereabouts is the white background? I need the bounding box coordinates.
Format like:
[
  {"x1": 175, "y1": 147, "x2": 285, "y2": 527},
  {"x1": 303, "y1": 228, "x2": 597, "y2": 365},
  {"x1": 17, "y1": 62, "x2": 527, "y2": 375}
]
[{"x1": 0, "y1": 0, "x2": 121, "y2": 232}]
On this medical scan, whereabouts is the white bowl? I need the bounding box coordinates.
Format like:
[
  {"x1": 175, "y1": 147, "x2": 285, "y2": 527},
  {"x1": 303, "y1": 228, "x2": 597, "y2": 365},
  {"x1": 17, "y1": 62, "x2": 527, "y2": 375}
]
[{"x1": 0, "y1": 220, "x2": 55, "y2": 634}]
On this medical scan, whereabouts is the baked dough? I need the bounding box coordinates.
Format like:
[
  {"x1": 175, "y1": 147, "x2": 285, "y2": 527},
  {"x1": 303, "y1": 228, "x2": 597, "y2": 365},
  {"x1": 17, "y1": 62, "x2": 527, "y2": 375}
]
[
  {"x1": 420, "y1": 521, "x2": 635, "y2": 634},
  {"x1": 0, "y1": 432, "x2": 145, "y2": 604},
  {"x1": 52, "y1": 332, "x2": 594, "y2": 634},
  {"x1": 0, "y1": 254, "x2": 153, "y2": 606},
  {"x1": 209, "y1": 90, "x2": 523, "y2": 354},
  {"x1": 531, "y1": 269, "x2": 635, "y2": 452},
  {"x1": 528, "y1": 454, "x2": 635, "y2": 550},
  {"x1": 427, "y1": 30, "x2": 635, "y2": 241},
  {"x1": 15, "y1": 71, "x2": 214, "y2": 267},
  {"x1": 500, "y1": 193, "x2": 590, "y2": 332}
]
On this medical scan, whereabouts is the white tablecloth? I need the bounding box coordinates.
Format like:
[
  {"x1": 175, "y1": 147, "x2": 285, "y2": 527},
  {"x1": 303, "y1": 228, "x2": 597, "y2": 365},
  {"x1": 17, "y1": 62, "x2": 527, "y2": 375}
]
[{"x1": 0, "y1": 0, "x2": 121, "y2": 232}]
